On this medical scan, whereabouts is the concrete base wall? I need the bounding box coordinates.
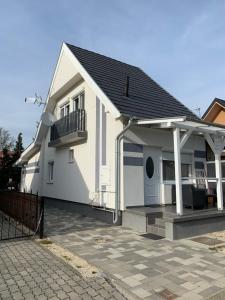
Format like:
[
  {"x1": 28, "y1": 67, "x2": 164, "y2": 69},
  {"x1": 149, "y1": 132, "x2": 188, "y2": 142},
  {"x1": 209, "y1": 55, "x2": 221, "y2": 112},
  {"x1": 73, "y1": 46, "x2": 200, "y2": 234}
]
[
  {"x1": 122, "y1": 211, "x2": 147, "y2": 233},
  {"x1": 166, "y1": 212, "x2": 225, "y2": 240},
  {"x1": 45, "y1": 197, "x2": 122, "y2": 225}
]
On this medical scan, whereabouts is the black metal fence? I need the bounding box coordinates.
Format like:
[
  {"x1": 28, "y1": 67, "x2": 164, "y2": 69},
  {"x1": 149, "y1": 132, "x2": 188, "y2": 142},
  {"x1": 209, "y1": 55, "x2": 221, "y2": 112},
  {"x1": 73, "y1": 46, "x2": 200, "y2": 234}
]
[
  {"x1": 0, "y1": 191, "x2": 44, "y2": 241},
  {"x1": 50, "y1": 109, "x2": 86, "y2": 142}
]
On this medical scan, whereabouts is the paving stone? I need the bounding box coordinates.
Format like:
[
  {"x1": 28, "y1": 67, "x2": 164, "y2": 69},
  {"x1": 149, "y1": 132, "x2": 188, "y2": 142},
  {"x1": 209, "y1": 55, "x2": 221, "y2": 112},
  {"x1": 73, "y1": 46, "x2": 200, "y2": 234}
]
[
  {"x1": 67, "y1": 291, "x2": 80, "y2": 299},
  {"x1": 132, "y1": 287, "x2": 152, "y2": 298},
  {"x1": 0, "y1": 239, "x2": 126, "y2": 300},
  {"x1": 45, "y1": 206, "x2": 225, "y2": 300}
]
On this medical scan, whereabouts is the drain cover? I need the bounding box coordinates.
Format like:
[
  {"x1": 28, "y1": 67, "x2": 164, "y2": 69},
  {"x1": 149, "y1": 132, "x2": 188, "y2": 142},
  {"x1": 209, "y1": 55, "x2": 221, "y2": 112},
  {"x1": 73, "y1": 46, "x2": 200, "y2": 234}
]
[
  {"x1": 140, "y1": 233, "x2": 164, "y2": 240},
  {"x1": 191, "y1": 236, "x2": 223, "y2": 246},
  {"x1": 157, "y1": 288, "x2": 177, "y2": 299}
]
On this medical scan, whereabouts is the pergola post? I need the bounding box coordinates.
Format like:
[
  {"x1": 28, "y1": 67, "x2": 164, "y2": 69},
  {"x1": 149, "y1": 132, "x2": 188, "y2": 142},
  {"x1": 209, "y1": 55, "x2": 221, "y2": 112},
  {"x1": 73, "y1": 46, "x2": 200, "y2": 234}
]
[
  {"x1": 205, "y1": 134, "x2": 224, "y2": 211},
  {"x1": 215, "y1": 151, "x2": 223, "y2": 210},
  {"x1": 173, "y1": 127, "x2": 183, "y2": 215}
]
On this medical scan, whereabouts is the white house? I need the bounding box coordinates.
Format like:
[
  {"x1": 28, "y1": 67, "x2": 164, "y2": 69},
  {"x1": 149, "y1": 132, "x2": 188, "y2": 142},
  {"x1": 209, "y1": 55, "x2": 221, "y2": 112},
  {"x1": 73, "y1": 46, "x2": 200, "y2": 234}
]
[{"x1": 16, "y1": 42, "x2": 225, "y2": 240}]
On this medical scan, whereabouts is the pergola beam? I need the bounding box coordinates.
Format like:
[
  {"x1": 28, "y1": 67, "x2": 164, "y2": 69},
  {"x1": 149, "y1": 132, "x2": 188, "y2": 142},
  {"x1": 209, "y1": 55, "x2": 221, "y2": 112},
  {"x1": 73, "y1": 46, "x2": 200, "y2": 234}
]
[
  {"x1": 204, "y1": 133, "x2": 216, "y2": 153},
  {"x1": 180, "y1": 128, "x2": 193, "y2": 150},
  {"x1": 173, "y1": 122, "x2": 225, "y2": 136}
]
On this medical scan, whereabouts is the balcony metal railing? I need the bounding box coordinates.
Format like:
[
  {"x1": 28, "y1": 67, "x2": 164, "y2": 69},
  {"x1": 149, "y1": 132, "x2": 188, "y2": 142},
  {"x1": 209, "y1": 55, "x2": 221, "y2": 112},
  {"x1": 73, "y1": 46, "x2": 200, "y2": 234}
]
[{"x1": 50, "y1": 109, "x2": 86, "y2": 142}]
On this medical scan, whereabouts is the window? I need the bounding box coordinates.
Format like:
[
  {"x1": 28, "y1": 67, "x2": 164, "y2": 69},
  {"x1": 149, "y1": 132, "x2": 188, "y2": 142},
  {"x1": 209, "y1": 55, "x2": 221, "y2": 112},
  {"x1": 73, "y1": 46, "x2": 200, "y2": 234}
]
[
  {"x1": 73, "y1": 92, "x2": 85, "y2": 111},
  {"x1": 60, "y1": 103, "x2": 70, "y2": 118},
  {"x1": 163, "y1": 160, "x2": 191, "y2": 181},
  {"x1": 69, "y1": 149, "x2": 74, "y2": 163},
  {"x1": 146, "y1": 157, "x2": 154, "y2": 178},
  {"x1": 48, "y1": 161, "x2": 54, "y2": 182},
  {"x1": 207, "y1": 161, "x2": 225, "y2": 178}
]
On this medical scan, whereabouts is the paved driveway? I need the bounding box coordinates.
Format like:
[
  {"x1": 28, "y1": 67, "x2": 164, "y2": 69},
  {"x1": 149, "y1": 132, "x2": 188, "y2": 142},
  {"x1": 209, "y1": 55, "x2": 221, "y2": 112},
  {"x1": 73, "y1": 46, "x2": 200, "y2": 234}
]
[
  {"x1": 0, "y1": 239, "x2": 126, "y2": 300},
  {"x1": 46, "y1": 207, "x2": 225, "y2": 300}
]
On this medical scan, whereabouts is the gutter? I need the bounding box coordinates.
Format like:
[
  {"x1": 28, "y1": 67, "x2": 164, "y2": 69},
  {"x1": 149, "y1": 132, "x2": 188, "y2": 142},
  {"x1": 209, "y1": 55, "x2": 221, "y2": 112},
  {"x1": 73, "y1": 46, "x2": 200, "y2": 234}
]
[{"x1": 113, "y1": 118, "x2": 135, "y2": 224}]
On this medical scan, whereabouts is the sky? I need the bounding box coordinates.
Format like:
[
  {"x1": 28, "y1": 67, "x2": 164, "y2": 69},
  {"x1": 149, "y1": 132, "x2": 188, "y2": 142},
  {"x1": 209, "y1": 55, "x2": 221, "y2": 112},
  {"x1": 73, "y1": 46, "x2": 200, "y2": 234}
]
[{"x1": 1, "y1": 0, "x2": 225, "y2": 147}]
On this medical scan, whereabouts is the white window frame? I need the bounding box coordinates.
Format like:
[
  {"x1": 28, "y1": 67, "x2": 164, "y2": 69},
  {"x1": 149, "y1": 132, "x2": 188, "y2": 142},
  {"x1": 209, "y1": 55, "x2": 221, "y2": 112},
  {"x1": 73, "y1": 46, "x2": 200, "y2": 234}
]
[
  {"x1": 60, "y1": 102, "x2": 70, "y2": 119},
  {"x1": 47, "y1": 161, "x2": 54, "y2": 183},
  {"x1": 68, "y1": 149, "x2": 75, "y2": 163},
  {"x1": 73, "y1": 92, "x2": 85, "y2": 111}
]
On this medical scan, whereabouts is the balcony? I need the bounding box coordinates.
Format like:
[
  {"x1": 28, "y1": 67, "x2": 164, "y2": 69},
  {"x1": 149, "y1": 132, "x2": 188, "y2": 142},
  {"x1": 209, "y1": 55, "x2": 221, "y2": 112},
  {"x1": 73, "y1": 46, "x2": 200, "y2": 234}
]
[{"x1": 48, "y1": 109, "x2": 87, "y2": 147}]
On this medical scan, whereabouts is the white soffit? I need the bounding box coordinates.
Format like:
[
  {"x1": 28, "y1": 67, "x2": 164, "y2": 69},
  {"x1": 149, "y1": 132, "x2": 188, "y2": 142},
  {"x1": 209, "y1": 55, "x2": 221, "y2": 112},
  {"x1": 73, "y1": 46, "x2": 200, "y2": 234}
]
[
  {"x1": 173, "y1": 120, "x2": 225, "y2": 136},
  {"x1": 137, "y1": 117, "x2": 225, "y2": 136}
]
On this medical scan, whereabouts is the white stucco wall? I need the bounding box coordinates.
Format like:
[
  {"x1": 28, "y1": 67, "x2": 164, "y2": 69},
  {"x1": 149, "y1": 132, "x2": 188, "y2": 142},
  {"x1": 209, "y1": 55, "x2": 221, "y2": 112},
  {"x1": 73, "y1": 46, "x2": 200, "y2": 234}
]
[
  {"x1": 103, "y1": 113, "x2": 123, "y2": 209},
  {"x1": 21, "y1": 152, "x2": 40, "y2": 194},
  {"x1": 43, "y1": 80, "x2": 97, "y2": 203},
  {"x1": 50, "y1": 48, "x2": 79, "y2": 97},
  {"x1": 22, "y1": 76, "x2": 123, "y2": 212}
]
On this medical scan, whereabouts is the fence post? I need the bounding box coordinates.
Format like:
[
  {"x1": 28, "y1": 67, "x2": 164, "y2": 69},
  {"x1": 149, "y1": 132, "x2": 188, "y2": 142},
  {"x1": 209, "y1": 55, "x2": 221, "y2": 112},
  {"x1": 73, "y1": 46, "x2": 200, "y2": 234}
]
[{"x1": 39, "y1": 197, "x2": 44, "y2": 239}]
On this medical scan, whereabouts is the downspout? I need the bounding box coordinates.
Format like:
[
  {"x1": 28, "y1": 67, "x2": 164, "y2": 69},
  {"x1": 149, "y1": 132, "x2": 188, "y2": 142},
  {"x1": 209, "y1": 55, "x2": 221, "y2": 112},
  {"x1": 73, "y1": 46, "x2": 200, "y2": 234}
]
[{"x1": 113, "y1": 118, "x2": 135, "y2": 224}]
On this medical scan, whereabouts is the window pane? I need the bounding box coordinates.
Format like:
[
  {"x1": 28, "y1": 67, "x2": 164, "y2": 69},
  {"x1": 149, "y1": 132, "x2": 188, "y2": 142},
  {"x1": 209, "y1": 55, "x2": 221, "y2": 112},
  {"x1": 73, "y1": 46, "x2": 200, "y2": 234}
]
[
  {"x1": 48, "y1": 162, "x2": 54, "y2": 181},
  {"x1": 65, "y1": 105, "x2": 70, "y2": 115},
  {"x1": 73, "y1": 98, "x2": 79, "y2": 111},
  {"x1": 80, "y1": 93, "x2": 85, "y2": 109},
  {"x1": 163, "y1": 160, "x2": 175, "y2": 180},
  {"x1": 207, "y1": 163, "x2": 215, "y2": 177},
  {"x1": 222, "y1": 162, "x2": 225, "y2": 178},
  {"x1": 146, "y1": 157, "x2": 154, "y2": 178},
  {"x1": 163, "y1": 160, "x2": 191, "y2": 180},
  {"x1": 60, "y1": 107, "x2": 64, "y2": 118},
  {"x1": 69, "y1": 149, "x2": 74, "y2": 162},
  {"x1": 181, "y1": 164, "x2": 189, "y2": 177},
  {"x1": 73, "y1": 93, "x2": 85, "y2": 111}
]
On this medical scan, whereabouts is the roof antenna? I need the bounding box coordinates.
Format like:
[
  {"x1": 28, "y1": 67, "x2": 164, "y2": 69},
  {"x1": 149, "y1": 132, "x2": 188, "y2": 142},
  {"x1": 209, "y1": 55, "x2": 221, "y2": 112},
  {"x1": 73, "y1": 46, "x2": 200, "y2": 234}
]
[
  {"x1": 124, "y1": 76, "x2": 130, "y2": 98},
  {"x1": 194, "y1": 107, "x2": 201, "y2": 117},
  {"x1": 25, "y1": 93, "x2": 46, "y2": 106}
]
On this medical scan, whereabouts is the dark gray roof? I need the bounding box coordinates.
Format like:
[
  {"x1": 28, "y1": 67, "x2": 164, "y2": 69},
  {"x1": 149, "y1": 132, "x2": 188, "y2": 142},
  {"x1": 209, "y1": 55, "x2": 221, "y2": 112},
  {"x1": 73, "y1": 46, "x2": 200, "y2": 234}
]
[
  {"x1": 202, "y1": 98, "x2": 225, "y2": 119},
  {"x1": 67, "y1": 43, "x2": 198, "y2": 120}
]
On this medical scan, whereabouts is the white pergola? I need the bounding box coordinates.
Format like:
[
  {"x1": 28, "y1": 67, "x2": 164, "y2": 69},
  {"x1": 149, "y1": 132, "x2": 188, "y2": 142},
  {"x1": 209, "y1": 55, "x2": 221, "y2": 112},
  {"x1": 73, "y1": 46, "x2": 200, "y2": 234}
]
[{"x1": 137, "y1": 116, "x2": 225, "y2": 215}]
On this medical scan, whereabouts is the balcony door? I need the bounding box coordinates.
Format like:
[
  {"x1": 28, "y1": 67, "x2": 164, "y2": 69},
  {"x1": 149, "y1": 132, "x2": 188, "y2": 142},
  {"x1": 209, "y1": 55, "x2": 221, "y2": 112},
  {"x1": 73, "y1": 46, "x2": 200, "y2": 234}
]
[
  {"x1": 73, "y1": 92, "x2": 85, "y2": 111},
  {"x1": 60, "y1": 103, "x2": 70, "y2": 118}
]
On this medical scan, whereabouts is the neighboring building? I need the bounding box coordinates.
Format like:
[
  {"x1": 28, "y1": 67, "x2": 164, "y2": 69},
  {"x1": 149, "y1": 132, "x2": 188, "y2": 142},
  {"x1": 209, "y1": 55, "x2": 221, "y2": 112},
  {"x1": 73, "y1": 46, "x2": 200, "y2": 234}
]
[
  {"x1": 202, "y1": 98, "x2": 225, "y2": 195},
  {"x1": 203, "y1": 98, "x2": 225, "y2": 160},
  {"x1": 202, "y1": 98, "x2": 225, "y2": 125},
  {"x1": 0, "y1": 150, "x2": 14, "y2": 168},
  {"x1": 16, "y1": 43, "x2": 225, "y2": 240}
]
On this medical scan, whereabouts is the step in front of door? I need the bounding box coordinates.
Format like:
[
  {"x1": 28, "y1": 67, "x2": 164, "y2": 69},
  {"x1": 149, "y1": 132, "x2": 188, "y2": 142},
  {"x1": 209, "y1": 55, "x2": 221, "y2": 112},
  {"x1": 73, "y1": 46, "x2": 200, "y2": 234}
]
[{"x1": 147, "y1": 224, "x2": 165, "y2": 238}]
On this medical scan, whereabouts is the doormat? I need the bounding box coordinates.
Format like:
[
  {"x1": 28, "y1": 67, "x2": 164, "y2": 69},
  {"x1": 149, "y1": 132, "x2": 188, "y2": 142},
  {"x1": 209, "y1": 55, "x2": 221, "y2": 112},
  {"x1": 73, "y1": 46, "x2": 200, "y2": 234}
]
[
  {"x1": 140, "y1": 233, "x2": 164, "y2": 240},
  {"x1": 191, "y1": 236, "x2": 223, "y2": 246}
]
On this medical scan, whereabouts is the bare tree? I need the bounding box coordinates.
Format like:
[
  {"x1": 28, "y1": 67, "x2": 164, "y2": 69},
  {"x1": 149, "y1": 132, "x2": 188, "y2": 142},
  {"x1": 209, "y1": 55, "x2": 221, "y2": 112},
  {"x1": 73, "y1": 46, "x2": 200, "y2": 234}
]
[{"x1": 0, "y1": 127, "x2": 15, "y2": 150}]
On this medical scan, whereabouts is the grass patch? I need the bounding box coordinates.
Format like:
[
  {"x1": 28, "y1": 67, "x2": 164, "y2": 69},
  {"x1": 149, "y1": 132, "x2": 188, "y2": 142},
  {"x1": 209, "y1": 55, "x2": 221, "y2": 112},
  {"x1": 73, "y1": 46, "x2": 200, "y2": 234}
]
[
  {"x1": 209, "y1": 245, "x2": 225, "y2": 251},
  {"x1": 39, "y1": 240, "x2": 53, "y2": 245},
  {"x1": 209, "y1": 246, "x2": 217, "y2": 251},
  {"x1": 62, "y1": 255, "x2": 71, "y2": 261}
]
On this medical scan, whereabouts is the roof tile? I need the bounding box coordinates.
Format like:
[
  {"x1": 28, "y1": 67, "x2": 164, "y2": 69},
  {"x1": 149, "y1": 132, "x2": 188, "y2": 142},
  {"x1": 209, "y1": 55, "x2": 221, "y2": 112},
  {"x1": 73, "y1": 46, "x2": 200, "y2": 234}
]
[{"x1": 67, "y1": 43, "x2": 198, "y2": 120}]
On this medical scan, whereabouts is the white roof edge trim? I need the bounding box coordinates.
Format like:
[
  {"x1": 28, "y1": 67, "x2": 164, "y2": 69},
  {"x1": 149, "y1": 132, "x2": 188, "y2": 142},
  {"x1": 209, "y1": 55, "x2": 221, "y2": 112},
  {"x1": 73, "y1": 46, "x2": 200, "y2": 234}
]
[
  {"x1": 64, "y1": 43, "x2": 121, "y2": 119},
  {"x1": 23, "y1": 43, "x2": 75, "y2": 153},
  {"x1": 15, "y1": 142, "x2": 41, "y2": 166},
  {"x1": 46, "y1": 43, "x2": 65, "y2": 106},
  {"x1": 136, "y1": 116, "x2": 187, "y2": 125},
  {"x1": 203, "y1": 101, "x2": 225, "y2": 120}
]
